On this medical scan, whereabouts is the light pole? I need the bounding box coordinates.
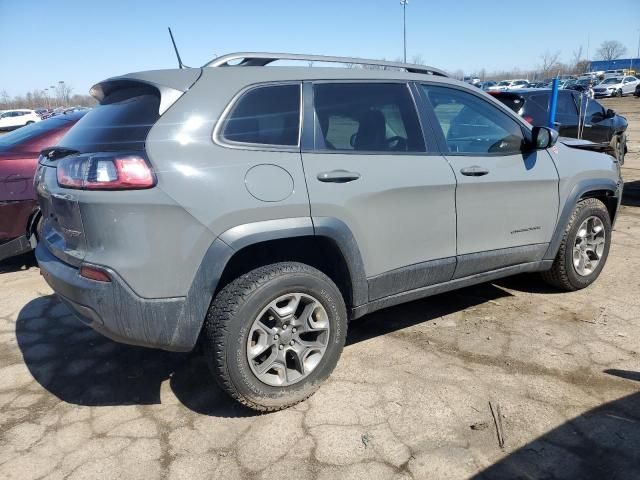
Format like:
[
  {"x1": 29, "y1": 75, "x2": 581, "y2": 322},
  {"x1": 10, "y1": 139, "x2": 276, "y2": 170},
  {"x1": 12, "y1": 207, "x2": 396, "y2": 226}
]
[{"x1": 400, "y1": 0, "x2": 408, "y2": 63}]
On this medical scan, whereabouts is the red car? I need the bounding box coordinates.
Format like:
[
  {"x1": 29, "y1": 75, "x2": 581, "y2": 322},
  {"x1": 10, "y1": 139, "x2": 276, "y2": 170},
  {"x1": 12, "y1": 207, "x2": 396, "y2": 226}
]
[{"x1": 0, "y1": 111, "x2": 86, "y2": 262}]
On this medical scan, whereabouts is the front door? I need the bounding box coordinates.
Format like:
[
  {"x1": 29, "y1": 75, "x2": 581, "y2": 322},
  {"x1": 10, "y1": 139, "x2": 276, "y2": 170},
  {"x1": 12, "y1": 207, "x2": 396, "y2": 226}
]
[
  {"x1": 419, "y1": 84, "x2": 559, "y2": 277},
  {"x1": 300, "y1": 82, "x2": 458, "y2": 299}
]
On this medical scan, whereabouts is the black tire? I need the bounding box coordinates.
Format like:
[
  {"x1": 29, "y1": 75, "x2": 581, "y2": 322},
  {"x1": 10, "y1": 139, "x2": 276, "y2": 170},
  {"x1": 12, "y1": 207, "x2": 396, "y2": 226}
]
[
  {"x1": 541, "y1": 198, "x2": 612, "y2": 291},
  {"x1": 616, "y1": 89, "x2": 623, "y2": 97},
  {"x1": 611, "y1": 133, "x2": 626, "y2": 165},
  {"x1": 203, "y1": 262, "x2": 347, "y2": 412}
]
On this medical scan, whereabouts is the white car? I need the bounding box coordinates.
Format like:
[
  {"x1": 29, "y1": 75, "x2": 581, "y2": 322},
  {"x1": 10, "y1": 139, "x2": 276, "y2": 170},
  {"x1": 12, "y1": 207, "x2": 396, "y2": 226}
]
[
  {"x1": 0, "y1": 109, "x2": 41, "y2": 130},
  {"x1": 488, "y1": 79, "x2": 530, "y2": 91},
  {"x1": 593, "y1": 76, "x2": 640, "y2": 98}
]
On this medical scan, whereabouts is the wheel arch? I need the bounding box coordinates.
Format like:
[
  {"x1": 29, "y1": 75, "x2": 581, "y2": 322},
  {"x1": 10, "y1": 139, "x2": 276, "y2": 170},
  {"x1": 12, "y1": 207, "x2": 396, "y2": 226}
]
[
  {"x1": 214, "y1": 217, "x2": 367, "y2": 309},
  {"x1": 544, "y1": 179, "x2": 620, "y2": 260}
]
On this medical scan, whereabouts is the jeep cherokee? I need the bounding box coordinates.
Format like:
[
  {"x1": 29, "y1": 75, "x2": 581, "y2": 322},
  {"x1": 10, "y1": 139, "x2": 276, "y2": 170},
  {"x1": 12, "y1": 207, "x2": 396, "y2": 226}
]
[{"x1": 35, "y1": 53, "x2": 623, "y2": 411}]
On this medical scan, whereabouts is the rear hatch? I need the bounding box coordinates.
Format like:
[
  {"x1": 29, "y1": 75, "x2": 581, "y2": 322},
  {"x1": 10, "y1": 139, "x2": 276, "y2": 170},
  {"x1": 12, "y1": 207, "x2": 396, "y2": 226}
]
[{"x1": 35, "y1": 70, "x2": 200, "y2": 266}]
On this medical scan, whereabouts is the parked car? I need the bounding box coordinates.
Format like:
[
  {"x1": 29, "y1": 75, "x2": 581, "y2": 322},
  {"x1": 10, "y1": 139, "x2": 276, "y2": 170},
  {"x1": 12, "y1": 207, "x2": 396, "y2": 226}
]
[
  {"x1": 0, "y1": 111, "x2": 86, "y2": 262},
  {"x1": 0, "y1": 109, "x2": 41, "y2": 131},
  {"x1": 565, "y1": 78, "x2": 594, "y2": 93},
  {"x1": 35, "y1": 52, "x2": 622, "y2": 411},
  {"x1": 463, "y1": 76, "x2": 480, "y2": 86},
  {"x1": 593, "y1": 76, "x2": 640, "y2": 98},
  {"x1": 489, "y1": 79, "x2": 529, "y2": 91},
  {"x1": 478, "y1": 81, "x2": 497, "y2": 90},
  {"x1": 490, "y1": 89, "x2": 628, "y2": 163}
]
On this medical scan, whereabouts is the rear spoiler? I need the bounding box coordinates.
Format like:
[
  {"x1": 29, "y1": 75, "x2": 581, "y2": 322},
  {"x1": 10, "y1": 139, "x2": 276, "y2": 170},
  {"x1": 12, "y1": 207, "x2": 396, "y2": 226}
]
[{"x1": 90, "y1": 68, "x2": 202, "y2": 115}]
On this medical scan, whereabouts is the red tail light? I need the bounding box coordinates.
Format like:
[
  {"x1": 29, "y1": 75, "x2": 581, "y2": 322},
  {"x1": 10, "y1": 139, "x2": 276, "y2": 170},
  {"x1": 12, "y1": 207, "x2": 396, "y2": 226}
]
[
  {"x1": 523, "y1": 115, "x2": 535, "y2": 124},
  {"x1": 80, "y1": 265, "x2": 111, "y2": 282},
  {"x1": 57, "y1": 153, "x2": 155, "y2": 190}
]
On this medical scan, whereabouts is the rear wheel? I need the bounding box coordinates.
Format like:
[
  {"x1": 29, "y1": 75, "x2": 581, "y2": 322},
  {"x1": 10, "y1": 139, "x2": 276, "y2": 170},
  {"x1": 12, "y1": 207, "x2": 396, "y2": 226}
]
[
  {"x1": 542, "y1": 198, "x2": 612, "y2": 291},
  {"x1": 203, "y1": 262, "x2": 347, "y2": 411}
]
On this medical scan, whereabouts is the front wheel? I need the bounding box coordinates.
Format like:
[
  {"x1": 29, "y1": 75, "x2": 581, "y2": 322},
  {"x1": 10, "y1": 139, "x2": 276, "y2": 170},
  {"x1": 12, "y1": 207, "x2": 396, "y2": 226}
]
[
  {"x1": 203, "y1": 262, "x2": 347, "y2": 412},
  {"x1": 616, "y1": 89, "x2": 623, "y2": 97},
  {"x1": 541, "y1": 198, "x2": 612, "y2": 291}
]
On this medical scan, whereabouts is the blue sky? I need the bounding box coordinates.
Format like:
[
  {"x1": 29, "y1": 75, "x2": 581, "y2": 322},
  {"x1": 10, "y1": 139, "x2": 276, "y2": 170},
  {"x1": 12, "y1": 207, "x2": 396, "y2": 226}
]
[{"x1": 1, "y1": 0, "x2": 639, "y2": 97}]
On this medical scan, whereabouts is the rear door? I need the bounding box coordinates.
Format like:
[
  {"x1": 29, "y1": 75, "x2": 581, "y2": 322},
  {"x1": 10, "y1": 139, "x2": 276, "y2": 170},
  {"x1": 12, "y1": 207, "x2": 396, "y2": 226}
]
[
  {"x1": 418, "y1": 84, "x2": 559, "y2": 277},
  {"x1": 300, "y1": 82, "x2": 458, "y2": 299}
]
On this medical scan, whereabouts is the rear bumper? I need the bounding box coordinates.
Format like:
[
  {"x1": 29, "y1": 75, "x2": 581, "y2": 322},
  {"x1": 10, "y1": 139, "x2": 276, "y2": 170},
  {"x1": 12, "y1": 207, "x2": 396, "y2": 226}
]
[{"x1": 35, "y1": 242, "x2": 201, "y2": 352}]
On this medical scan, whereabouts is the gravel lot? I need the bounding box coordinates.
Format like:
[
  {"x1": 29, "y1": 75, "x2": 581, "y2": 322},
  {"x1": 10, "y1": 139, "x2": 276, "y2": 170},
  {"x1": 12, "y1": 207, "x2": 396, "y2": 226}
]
[{"x1": 1, "y1": 97, "x2": 639, "y2": 480}]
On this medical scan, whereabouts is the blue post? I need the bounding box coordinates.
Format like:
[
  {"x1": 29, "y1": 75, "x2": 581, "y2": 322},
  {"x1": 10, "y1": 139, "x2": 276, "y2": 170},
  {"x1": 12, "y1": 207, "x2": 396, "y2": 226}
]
[{"x1": 548, "y1": 78, "x2": 560, "y2": 128}]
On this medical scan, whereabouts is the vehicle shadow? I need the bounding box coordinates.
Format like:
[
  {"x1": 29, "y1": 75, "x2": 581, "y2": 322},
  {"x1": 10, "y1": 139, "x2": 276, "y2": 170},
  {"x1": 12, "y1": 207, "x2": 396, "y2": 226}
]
[
  {"x1": 347, "y1": 282, "x2": 514, "y2": 345},
  {"x1": 18, "y1": 282, "x2": 515, "y2": 415},
  {"x1": 15, "y1": 295, "x2": 256, "y2": 418},
  {"x1": 473, "y1": 370, "x2": 640, "y2": 480},
  {"x1": 0, "y1": 251, "x2": 36, "y2": 274},
  {"x1": 622, "y1": 179, "x2": 640, "y2": 207}
]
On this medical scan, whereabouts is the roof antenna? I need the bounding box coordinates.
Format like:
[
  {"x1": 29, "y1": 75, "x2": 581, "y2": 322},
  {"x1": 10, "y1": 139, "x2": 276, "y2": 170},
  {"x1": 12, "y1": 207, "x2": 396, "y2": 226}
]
[{"x1": 168, "y1": 27, "x2": 187, "y2": 69}]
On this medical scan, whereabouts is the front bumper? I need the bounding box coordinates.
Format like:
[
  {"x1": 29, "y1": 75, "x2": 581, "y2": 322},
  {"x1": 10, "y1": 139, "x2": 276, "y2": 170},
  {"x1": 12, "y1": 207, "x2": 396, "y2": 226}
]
[
  {"x1": 36, "y1": 243, "x2": 198, "y2": 352},
  {"x1": 593, "y1": 90, "x2": 614, "y2": 98}
]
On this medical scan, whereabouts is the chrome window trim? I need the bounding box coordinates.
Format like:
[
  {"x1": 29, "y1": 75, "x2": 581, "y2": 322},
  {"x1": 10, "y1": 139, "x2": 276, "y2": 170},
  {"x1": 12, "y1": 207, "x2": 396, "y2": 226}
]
[{"x1": 213, "y1": 81, "x2": 303, "y2": 152}]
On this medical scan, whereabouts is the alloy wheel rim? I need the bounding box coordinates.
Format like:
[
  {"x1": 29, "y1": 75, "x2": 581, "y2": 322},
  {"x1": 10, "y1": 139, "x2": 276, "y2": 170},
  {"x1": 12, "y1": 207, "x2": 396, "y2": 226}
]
[
  {"x1": 573, "y1": 216, "x2": 606, "y2": 276},
  {"x1": 246, "y1": 293, "x2": 330, "y2": 387}
]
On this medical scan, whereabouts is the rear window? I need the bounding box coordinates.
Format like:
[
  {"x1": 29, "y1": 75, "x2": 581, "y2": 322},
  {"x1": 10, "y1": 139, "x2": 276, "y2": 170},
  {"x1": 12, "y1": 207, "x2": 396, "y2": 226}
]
[
  {"x1": 57, "y1": 86, "x2": 160, "y2": 152},
  {"x1": 221, "y1": 84, "x2": 301, "y2": 147},
  {"x1": 0, "y1": 116, "x2": 74, "y2": 152}
]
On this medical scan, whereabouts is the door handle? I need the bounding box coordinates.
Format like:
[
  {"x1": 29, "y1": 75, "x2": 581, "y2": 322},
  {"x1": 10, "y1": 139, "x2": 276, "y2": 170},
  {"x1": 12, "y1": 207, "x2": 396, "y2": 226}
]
[
  {"x1": 317, "y1": 170, "x2": 361, "y2": 183},
  {"x1": 460, "y1": 166, "x2": 489, "y2": 177}
]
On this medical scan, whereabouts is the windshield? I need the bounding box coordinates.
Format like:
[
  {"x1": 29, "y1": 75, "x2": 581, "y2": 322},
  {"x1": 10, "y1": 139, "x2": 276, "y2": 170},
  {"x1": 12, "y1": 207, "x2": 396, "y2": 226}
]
[
  {"x1": 601, "y1": 78, "x2": 621, "y2": 85},
  {"x1": 0, "y1": 117, "x2": 71, "y2": 152}
]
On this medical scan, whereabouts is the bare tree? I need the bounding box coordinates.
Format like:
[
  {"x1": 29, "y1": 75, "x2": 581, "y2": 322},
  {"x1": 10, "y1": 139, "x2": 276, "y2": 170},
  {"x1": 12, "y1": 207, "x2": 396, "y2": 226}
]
[
  {"x1": 410, "y1": 54, "x2": 425, "y2": 65},
  {"x1": 571, "y1": 46, "x2": 584, "y2": 73},
  {"x1": 596, "y1": 40, "x2": 627, "y2": 61},
  {"x1": 55, "y1": 81, "x2": 73, "y2": 107},
  {"x1": 539, "y1": 50, "x2": 561, "y2": 77}
]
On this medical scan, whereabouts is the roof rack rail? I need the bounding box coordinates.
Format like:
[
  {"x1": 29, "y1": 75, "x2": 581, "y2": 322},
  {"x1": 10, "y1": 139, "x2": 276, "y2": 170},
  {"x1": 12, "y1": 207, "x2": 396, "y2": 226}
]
[{"x1": 203, "y1": 52, "x2": 449, "y2": 77}]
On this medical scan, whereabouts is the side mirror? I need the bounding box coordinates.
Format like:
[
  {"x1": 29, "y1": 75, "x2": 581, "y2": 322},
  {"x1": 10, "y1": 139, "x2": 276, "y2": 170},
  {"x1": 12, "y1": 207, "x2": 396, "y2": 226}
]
[
  {"x1": 605, "y1": 108, "x2": 616, "y2": 118},
  {"x1": 531, "y1": 126, "x2": 558, "y2": 149}
]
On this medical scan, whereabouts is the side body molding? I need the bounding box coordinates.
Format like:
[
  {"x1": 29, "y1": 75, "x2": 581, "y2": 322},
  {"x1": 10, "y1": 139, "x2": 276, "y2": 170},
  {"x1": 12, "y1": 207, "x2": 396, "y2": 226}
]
[{"x1": 544, "y1": 178, "x2": 620, "y2": 261}]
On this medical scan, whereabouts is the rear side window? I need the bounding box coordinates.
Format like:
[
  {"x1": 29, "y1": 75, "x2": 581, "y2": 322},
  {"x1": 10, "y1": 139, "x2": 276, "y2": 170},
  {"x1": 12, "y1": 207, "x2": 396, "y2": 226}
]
[
  {"x1": 221, "y1": 84, "x2": 301, "y2": 147},
  {"x1": 313, "y1": 83, "x2": 425, "y2": 153},
  {"x1": 58, "y1": 86, "x2": 160, "y2": 152}
]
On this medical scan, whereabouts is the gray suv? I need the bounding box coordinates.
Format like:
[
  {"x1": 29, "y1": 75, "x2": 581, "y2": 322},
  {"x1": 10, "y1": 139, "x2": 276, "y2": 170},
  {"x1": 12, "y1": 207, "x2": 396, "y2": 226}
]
[{"x1": 35, "y1": 53, "x2": 622, "y2": 411}]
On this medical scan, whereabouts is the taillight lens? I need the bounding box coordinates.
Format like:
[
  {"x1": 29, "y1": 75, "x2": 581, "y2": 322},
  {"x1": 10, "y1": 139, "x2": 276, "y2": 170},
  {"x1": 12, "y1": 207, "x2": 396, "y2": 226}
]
[
  {"x1": 80, "y1": 265, "x2": 111, "y2": 282},
  {"x1": 57, "y1": 153, "x2": 155, "y2": 190}
]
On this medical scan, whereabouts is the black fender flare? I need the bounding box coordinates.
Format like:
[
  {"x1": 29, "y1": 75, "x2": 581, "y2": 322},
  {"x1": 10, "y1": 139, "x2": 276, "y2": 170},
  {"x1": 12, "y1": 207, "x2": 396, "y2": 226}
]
[
  {"x1": 219, "y1": 216, "x2": 368, "y2": 307},
  {"x1": 544, "y1": 178, "x2": 620, "y2": 261},
  {"x1": 178, "y1": 216, "x2": 369, "y2": 348}
]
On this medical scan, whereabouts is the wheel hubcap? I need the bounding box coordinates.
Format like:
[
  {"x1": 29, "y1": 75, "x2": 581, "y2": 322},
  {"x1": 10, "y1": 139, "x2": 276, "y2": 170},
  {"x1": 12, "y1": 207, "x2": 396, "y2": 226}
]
[
  {"x1": 573, "y1": 216, "x2": 606, "y2": 276},
  {"x1": 246, "y1": 293, "x2": 330, "y2": 386}
]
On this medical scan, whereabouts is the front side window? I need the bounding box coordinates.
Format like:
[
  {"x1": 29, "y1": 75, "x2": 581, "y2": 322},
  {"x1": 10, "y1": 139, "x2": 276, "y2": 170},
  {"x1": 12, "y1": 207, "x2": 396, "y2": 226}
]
[
  {"x1": 421, "y1": 85, "x2": 524, "y2": 155},
  {"x1": 221, "y1": 84, "x2": 300, "y2": 147},
  {"x1": 312, "y1": 83, "x2": 424, "y2": 153}
]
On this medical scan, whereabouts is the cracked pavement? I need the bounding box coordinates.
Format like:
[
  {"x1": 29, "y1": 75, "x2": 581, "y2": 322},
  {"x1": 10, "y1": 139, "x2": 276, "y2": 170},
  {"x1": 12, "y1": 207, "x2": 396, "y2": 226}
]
[{"x1": 1, "y1": 97, "x2": 639, "y2": 479}]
